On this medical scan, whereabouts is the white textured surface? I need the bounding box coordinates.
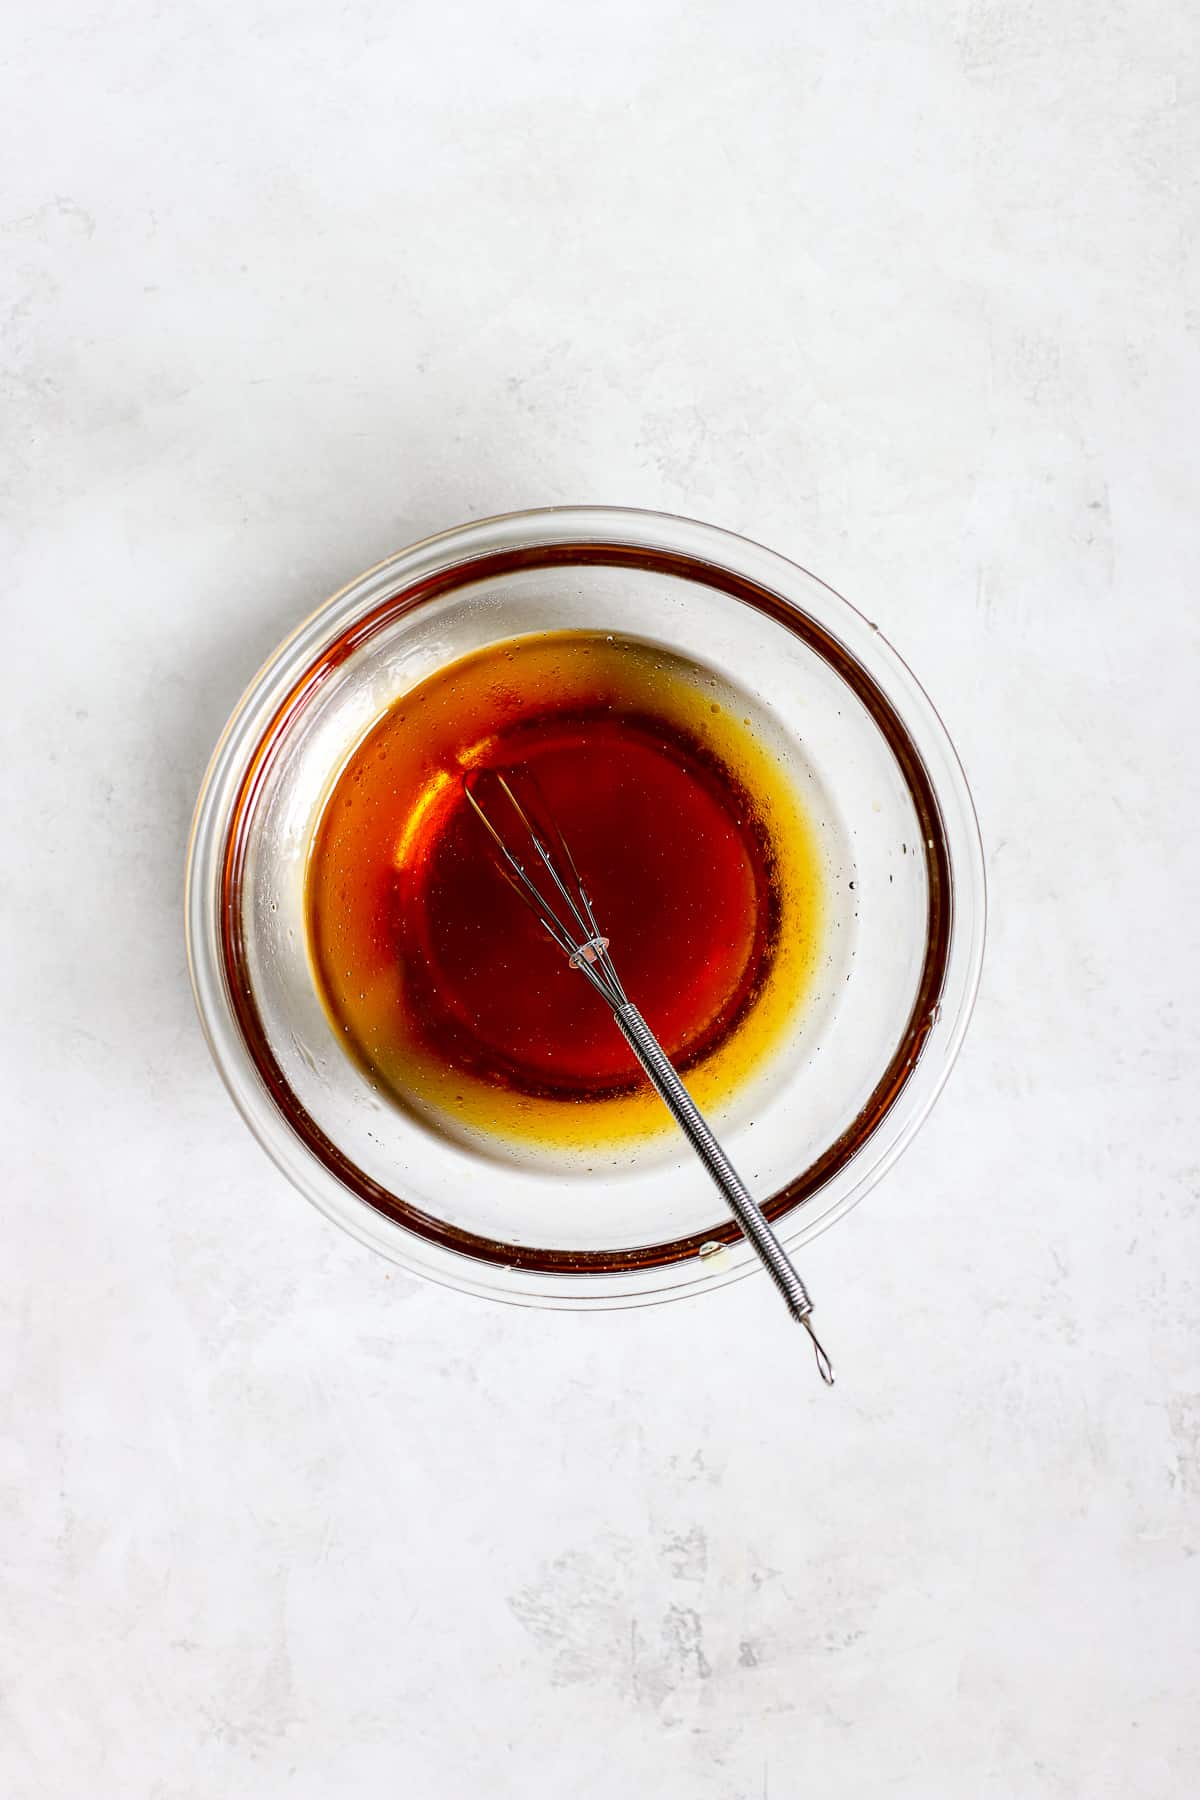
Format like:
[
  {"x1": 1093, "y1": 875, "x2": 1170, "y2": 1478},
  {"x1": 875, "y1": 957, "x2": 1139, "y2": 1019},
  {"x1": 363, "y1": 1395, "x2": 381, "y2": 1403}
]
[{"x1": 3, "y1": 2, "x2": 1198, "y2": 1794}]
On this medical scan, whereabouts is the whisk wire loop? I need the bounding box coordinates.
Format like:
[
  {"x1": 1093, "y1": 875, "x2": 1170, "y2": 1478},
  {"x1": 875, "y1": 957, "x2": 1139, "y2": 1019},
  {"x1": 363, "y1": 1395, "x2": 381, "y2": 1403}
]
[{"x1": 464, "y1": 770, "x2": 628, "y2": 1009}]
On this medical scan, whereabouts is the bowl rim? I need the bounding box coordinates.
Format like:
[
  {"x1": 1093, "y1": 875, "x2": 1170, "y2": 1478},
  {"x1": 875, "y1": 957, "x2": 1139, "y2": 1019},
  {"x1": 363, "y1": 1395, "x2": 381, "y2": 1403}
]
[{"x1": 186, "y1": 505, "x2": 986, "y2": 1309}]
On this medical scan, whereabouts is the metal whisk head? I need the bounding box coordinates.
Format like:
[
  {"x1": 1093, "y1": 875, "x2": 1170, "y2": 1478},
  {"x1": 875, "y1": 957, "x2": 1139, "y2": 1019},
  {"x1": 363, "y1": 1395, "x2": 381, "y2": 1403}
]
[{"x1": 462, "y1": 766, "x2": 629, "y2": 1010}]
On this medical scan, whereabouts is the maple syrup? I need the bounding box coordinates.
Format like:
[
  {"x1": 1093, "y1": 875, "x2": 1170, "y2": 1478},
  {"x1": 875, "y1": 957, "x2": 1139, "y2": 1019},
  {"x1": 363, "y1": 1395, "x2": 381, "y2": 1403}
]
[{"x1": 305, "y1": 631, "x2": 825, "y2": 1150}]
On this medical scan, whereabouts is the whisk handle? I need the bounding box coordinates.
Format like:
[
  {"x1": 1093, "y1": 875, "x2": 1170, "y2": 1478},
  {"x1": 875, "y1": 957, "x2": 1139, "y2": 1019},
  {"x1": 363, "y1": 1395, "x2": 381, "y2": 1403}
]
[{"x1": 615, "y1": 1004, "x2": 831, "y2": 1379}]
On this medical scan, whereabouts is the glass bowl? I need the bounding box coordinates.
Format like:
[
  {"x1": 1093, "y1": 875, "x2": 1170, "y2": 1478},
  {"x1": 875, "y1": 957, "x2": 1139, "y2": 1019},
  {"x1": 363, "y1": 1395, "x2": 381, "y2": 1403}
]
[{"x1": 186, "y1": 507, "x2": 985, "y2": 1309}]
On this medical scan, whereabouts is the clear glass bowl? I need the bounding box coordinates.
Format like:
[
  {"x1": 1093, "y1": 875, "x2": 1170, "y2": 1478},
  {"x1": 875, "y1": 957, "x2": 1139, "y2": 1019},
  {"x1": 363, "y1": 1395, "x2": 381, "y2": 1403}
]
[{"x1": 186, "y1": 507, "x2": 985, "y2": 1308}]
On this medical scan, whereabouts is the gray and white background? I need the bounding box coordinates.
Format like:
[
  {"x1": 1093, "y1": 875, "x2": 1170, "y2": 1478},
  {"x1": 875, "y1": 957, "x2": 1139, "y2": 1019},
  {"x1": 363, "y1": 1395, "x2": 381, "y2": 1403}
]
[{"x1": 3, "y1": 2, "x2": 1198, "y2": 1794}]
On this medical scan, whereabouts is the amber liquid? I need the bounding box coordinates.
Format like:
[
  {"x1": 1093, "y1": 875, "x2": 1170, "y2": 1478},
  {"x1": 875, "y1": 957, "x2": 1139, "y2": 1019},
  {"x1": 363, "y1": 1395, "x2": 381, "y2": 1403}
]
[{"x1": 306, "y1": 632, "x2": 825, "y2": 1151}]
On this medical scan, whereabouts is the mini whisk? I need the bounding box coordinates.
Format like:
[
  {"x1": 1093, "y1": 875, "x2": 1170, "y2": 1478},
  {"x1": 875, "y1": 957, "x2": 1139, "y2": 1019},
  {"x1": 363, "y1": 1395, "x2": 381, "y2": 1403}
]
[{"x1": 463, "y1": 766, "x2": 834, "y2": 1387}]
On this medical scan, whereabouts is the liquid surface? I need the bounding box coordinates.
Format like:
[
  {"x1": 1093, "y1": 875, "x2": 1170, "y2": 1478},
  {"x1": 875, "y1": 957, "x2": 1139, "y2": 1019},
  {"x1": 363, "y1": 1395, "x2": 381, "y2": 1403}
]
[{"x1": 306, "y1": 632, "x2": 825, "y2": 1150}]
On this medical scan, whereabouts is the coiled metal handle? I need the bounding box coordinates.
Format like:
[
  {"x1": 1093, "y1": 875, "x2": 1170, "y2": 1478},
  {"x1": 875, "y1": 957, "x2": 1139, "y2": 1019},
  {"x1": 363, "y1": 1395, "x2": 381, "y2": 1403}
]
[{"x1": 616, "y1": 1004, "x2": 834, "y2": 1384}]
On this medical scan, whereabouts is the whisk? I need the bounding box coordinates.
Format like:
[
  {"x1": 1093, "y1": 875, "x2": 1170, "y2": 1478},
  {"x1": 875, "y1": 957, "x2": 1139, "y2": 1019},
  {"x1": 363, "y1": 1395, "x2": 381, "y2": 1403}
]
[{"x1": 463, "y1": 766, "x2": 834, "y2": 1387}]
